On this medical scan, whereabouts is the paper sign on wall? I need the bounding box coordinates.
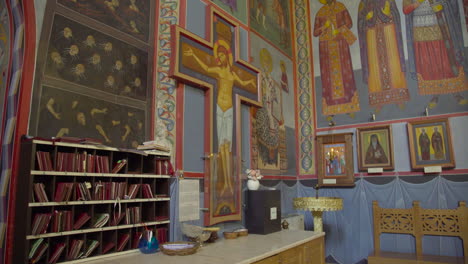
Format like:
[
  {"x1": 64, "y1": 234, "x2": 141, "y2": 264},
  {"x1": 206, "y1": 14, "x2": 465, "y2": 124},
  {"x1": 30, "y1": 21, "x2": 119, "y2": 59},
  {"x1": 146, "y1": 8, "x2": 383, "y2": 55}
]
[{"x1": 179, "y1": 179, "x2": 200, "y2": 221}]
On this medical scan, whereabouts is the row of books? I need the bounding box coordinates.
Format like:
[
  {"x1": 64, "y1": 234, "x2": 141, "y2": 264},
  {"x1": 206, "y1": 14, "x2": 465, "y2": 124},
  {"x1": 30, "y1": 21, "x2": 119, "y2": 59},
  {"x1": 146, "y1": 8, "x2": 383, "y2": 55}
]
[
  {"x1": 155, "y1": 159, "x2": 171, "y2": 175},
  {"x1": 36, "y1": 151, "x2": 127, "y2": 174},
  {"x1": 99, "y1": 234, "x2": 131, "y2": 253},
  {"x1": 34, "y1": 182, "x2": 158, "y2": 203},
  {"x1": 33, "y1": 183, "x2": 49, "y2": 203},
  {"x1": 56, "y1": 152, "x2": 113, "y2": 173},
  {"x1": 32, "y1": 212, "x2": 110, "y2": 234},
  {"x1": 54, "y1": 182, "x2": 74, "y2": 202},
  {"x1": 36, "y1": 151, "x2": 54, "y2": 171},
  {"x1": 126, "y1": 207, "x2": 141, "y2": 224},
  {"x1": 67, "y1": 239, "x2": 99, "y2": 260},
  {"x1": 29, "y1": 234, "x2": 134, "y2": 263},
  {"x1": 94, "y1": 181, "x2": 134, "y2": 200},
  {"x1": 31, "y1": 213, "x2": 52, "y2": 235},
  {"x1": 51, "y1": 210, "x2": 72, "y2": 233}
]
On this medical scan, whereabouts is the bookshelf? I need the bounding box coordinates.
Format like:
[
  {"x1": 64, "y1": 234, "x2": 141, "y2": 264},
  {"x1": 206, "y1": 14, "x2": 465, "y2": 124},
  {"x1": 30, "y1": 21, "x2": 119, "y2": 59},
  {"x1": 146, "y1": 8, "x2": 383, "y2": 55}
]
[{"x1": 12, "y1": 139, "x2": 171, "y2": 264}]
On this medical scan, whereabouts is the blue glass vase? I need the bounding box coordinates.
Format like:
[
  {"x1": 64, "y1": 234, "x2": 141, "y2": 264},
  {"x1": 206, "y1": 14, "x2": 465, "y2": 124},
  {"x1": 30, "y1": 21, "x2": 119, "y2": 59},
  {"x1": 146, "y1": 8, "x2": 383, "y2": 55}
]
[{"x1": 138, "y1": 236, "x2": 159, "y2": 254}]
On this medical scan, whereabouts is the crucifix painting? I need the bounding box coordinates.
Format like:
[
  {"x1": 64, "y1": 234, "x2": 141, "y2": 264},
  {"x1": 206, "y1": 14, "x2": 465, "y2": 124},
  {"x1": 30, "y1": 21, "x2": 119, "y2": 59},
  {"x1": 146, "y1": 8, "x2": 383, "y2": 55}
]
[{"x1": 170, "y1": 8, "x2": 261, "y2": 225}]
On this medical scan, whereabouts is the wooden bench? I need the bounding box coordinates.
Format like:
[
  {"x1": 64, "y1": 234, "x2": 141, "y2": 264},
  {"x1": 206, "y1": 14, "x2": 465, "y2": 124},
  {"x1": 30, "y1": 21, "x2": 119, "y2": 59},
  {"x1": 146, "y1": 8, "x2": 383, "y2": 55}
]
[{"x1": 368, "y1": 200, "x2": 468, "y2": 264}]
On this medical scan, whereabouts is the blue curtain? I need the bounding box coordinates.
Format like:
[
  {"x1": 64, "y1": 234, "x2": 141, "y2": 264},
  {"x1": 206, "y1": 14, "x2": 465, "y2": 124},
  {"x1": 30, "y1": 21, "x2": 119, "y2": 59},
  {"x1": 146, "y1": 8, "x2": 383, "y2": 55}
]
[{"x1": 296, "y1": 176, "x2": 468, "y2": 264}]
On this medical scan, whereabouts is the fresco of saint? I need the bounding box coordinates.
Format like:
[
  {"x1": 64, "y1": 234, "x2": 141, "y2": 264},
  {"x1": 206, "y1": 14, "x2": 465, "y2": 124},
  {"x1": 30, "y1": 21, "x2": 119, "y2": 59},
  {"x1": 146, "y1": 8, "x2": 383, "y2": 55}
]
[
  {"x1": 403, "y1": 0, "x2": 468, "y2": 108},
  {"x1": 358, "y1": 0, "x2": 409, "y2": 111},
  {"x1": 255, "y1": 48, "x2": 286, "y2": 170},
  {"x1": 313, "y1": 0, "x2": 360, "y2": 117}
]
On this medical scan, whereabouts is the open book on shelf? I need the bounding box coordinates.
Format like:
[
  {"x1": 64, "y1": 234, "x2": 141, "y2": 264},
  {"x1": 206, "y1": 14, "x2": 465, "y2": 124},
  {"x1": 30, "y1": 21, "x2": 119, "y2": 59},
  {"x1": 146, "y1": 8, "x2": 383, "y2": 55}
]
[{"x1": 92, "y1": 213, "x2": 110, "y2": 228}]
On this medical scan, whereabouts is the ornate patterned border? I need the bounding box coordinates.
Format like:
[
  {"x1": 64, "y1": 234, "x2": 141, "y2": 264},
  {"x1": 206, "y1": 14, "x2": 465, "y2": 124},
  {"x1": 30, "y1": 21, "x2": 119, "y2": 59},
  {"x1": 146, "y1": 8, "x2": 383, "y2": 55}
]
[
  {"x1": 155, "y1": 0, "x2": 180, "y2": 158},
  {"x1": 293, "y1": 0, "x2": 315, "y2": 175}
]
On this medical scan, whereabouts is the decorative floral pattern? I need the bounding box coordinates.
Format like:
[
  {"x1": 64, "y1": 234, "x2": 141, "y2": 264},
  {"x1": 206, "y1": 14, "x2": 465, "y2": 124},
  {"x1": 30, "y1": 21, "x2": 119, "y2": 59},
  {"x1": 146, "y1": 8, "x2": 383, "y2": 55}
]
[{"x1": 293, "y1": 0, "x2": 315, "y2": 175}]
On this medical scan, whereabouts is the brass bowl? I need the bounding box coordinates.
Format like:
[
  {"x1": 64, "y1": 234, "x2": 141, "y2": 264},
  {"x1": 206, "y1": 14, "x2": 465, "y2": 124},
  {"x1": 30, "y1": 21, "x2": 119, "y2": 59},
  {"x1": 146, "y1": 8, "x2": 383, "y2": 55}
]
[
  {"x1": 234, "y1": 228, "x2": 248, "y2": 236},
  {"x1": 223, "y1": 231, "x2": 238, "y2": 239}
]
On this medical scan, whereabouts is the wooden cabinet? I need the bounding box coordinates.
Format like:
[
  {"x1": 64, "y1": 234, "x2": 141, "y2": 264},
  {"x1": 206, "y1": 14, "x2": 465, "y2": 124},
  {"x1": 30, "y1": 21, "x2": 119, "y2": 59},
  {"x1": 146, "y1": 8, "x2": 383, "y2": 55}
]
[
  {"x1": 303, "y1": 236, "x2": 325, "y2": 264},
  {"x1": 253, "y1": 235, "x2": 324, "y2": 264},
  {"x1": 255, "y1": 255, "x2": 280, "y2": 264}
]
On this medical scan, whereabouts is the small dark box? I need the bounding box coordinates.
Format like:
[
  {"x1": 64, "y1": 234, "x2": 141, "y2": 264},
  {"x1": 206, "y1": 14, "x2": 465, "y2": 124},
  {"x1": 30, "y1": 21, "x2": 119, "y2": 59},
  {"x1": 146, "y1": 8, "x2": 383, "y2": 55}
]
[{"x1": 245, "y1": 190, "x2": 281, "y2": 234}]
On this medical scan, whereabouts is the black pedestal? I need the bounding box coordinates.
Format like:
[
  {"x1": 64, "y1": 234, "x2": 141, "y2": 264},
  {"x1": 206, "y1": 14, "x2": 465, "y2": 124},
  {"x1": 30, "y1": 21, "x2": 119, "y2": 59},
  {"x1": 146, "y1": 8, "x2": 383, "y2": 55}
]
[{"x1": 245, "y1": 190, "x2": 281, "y2": 234}]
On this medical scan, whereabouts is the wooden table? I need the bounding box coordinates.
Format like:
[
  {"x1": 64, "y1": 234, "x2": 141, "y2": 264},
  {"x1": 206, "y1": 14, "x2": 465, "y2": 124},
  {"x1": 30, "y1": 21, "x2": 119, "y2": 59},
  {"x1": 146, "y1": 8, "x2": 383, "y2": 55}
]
[{"x1": 77, "y1": 230, "x2": 325, "y2": 264}]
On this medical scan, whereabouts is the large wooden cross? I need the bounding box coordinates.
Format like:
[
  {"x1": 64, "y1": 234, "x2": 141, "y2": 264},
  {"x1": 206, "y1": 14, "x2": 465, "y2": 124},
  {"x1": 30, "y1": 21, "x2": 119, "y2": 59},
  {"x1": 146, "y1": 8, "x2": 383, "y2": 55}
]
[{"x1": 170, "y1": 7, "x2": 261, "y2": 225}]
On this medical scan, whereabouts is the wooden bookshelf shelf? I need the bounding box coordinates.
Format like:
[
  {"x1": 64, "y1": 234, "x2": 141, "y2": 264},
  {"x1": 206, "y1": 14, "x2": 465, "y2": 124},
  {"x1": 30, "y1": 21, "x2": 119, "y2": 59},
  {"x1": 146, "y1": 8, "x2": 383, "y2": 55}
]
[
  {"x1": 12, "y1": 139, "x2": 172, "y2": 263},
  {"x1": 29, "y1": 197, "x2": 171, "y2": 207},
  {"x1": 55, "y1": 249, "x2": 140, "y2": 264},
  {"x1": 31, "y1": 170, "x2": 172, "y2": 178},
  {"x1": 26, "y1": 220, "x2": 171, "y2": 240}
]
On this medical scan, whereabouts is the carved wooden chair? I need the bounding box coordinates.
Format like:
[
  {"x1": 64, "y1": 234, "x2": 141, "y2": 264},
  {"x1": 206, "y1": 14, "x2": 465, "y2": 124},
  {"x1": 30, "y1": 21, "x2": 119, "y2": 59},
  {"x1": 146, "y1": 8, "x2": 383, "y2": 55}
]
[{"x1": 368, "y1": 200, "x2": 468, "y2": 264}]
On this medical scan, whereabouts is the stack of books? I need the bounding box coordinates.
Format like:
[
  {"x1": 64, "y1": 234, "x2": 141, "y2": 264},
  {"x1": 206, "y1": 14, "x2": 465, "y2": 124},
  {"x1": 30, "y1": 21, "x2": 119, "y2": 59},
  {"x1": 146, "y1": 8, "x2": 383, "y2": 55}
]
[
  {"x1": 155, "y1": 215, "x2": 169, "y2": 221},
  {"x1": 94, "y1": 181, "x2": 128, "y2": 200},
  {"x1": 125, "y1": 207, "x2": 141, "y2": 224},
  {"x1": 28, "y1": 238, "x2": 48, "y2": 263},
  {"x1": 155, "y1": 159, "x2": 171, "y2": 175},
  {"x1": 127, "y1": 184, "x2": 140, "y2": 199},
  {"x1": 136, "y1": 140, "x2": 170, "y2": 152},
  {"x1": 54, "y1": 136, "x2": 103, "y2": 145},
  {"x1": 48, "y1": 242, "x2": 66, "y2": 263},
  {"x1": 75, "y1": 182, "x2": 92, "y2": 201},
  {"x1": 54, "y1": 182, "x2": 74, "y2": 202},
  {"x1": 73, "y1": 212, "x2": 91, "y2": 230},
  {"x1": 55, "y1": 152, "x2": 111, "y2": 173},
  {"x1": 51, "y1": 210, "x2": 72, "y2": 232},
  {"x1": 33, "y1": 183, "x2": 49, "y2": 202},
  {"x1": 31, "y1": 213, "x2": 52, "y2": 235},
  {"x1": 156, "y1": 227, "x2": 169, "y2": 244},
  {"x1": 56, "y1": 152, "x2": 81, "y2": 172},
  {"x1": 36, "y1": 151, "x2": 53, "y2": 171},
  {"x1": 67, "y1": 239, "x2": 84, "y2": 260},
  {"x1": 85, "y1": 154, "x2": 110, "y2": 173},
  {"x1": 92, "y1": 213, "x2": 110, "y2": 228},
  {"x1": 142, "y1": 184, "x2": 154, "y2": 198}
]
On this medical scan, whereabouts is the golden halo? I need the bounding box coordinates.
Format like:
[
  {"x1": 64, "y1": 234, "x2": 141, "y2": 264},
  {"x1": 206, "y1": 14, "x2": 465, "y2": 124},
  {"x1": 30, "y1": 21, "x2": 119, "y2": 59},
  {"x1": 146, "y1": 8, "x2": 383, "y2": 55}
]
[
  {"x1": 213, "y1": 39, "x2": 233, "y2": 66},
  {"x1": 259, "y1": 48, "x2": 273, "y2": 73},
  {"x1": 318, "y1": 0, "x2": 327, "y2": 4}
]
